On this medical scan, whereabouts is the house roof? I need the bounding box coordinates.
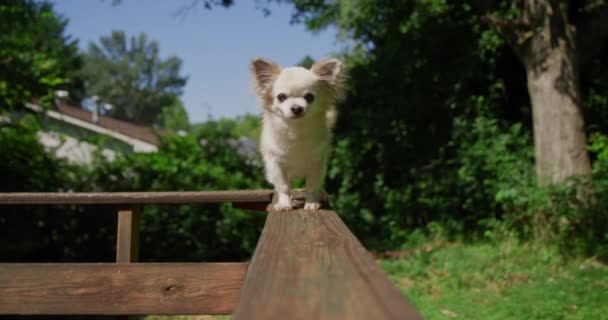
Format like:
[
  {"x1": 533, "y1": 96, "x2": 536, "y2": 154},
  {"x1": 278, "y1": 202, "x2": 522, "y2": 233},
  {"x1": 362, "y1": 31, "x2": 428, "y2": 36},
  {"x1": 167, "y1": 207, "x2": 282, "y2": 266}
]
[{"x1": 55, "y1": 104, "x2": 160, "y2": 146}]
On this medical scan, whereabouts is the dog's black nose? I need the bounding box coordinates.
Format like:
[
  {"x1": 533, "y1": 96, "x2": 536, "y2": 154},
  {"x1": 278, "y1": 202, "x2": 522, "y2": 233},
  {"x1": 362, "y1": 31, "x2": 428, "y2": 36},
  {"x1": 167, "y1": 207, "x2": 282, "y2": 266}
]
[{"x1": 291, "y1": 105, "x2": 304, "y2": 116}]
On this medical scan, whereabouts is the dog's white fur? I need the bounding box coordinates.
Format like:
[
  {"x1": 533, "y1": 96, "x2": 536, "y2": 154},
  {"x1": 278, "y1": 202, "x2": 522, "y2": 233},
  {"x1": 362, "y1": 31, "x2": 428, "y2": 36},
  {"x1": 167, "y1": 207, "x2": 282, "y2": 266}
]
[{"x1": 250, "y1": 58, "x2": 345, "y2": 211}]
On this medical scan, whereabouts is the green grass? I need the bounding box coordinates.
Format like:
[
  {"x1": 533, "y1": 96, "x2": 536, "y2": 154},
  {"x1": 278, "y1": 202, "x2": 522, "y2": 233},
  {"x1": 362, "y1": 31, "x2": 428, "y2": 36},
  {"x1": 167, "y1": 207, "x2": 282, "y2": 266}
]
[{"x1": 381, "y1": 239, "x2": 608, "y2": 320}]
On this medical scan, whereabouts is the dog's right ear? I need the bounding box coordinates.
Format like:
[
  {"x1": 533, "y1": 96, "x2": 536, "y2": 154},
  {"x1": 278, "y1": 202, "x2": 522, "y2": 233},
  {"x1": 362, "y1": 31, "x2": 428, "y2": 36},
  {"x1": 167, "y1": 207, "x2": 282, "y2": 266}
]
[{"x1": 250, "y1": 58, "x2": 280, "y2": 96}]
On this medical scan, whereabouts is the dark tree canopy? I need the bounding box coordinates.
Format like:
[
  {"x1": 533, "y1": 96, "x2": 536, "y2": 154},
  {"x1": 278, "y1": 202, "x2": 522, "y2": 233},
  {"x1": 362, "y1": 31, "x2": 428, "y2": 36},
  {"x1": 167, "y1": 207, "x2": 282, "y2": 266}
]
[
  {"x1": 0, "y1": 0, "x2": 83, "y2": 110},
  {"x1": 263, "y1": 0, "x2": 608, "y2": 248}
]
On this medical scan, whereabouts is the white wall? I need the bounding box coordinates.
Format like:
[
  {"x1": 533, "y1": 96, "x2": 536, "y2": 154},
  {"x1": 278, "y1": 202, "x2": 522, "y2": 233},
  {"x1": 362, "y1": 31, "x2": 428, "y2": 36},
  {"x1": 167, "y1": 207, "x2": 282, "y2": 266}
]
[{"x1": 37, "y1": 131, "x2": 116, "y2": 164}]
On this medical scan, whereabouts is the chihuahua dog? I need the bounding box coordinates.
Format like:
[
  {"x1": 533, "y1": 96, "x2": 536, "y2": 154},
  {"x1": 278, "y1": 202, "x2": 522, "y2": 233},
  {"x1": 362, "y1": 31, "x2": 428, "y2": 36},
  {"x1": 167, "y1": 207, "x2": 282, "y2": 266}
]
[{"x1": 250, "y1": 58, "x2": 345, "y2": 211}]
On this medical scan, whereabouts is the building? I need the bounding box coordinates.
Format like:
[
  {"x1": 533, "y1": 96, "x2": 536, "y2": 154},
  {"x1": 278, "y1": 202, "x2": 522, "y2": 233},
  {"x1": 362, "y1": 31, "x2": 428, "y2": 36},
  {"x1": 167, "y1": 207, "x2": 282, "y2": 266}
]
[{"x1": 26, "y1": 103, "x2": 159, "y2": 164}]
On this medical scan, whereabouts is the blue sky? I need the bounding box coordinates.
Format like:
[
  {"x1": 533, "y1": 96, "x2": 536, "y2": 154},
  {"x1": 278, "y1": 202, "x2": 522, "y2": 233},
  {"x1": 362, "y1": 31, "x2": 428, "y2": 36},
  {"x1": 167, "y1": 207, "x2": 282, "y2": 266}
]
[{"x1": 51, "y1": 0, "x2": 337, "y2": 122}]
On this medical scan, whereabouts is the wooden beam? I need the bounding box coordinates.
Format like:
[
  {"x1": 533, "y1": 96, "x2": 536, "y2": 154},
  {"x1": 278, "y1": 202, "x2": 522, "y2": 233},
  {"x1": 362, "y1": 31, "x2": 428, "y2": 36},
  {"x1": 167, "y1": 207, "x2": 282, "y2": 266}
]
[
  {"x1": 115, "y1": 206, "x2": 142, "y2": 320},
  {"x1": 0, "y1": 263, "x2": 247, "y2": 315},
  {"x1": 232, "y1": 209, "x2": 422, "y2": 320},
  {"x1": 116, "y1": 206, "x2": 141, "y2": 263},
  {"x1": 0, "y1": 190, "x2": 274, "y2": 205}
]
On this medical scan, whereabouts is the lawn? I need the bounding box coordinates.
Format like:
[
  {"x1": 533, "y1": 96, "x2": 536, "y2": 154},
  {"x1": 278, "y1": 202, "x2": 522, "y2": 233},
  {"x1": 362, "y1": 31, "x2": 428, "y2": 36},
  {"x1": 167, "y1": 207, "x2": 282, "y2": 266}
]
[{"x1": 382, "y1": 239, "x2": 608, "y2": 320}]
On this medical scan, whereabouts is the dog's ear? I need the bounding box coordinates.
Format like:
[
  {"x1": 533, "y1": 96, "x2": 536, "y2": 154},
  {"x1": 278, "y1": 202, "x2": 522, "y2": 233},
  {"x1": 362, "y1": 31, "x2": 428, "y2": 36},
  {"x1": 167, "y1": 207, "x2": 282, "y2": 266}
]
[
  {"x1": 311, "y1": 58, "x2": 345, "y2": 99},
  {"x1": 250, "y1": 58, "x2": 280, "y2": 96},
  {"x1": 311, "y1": 58, "x2": 343, "y2": 83}
]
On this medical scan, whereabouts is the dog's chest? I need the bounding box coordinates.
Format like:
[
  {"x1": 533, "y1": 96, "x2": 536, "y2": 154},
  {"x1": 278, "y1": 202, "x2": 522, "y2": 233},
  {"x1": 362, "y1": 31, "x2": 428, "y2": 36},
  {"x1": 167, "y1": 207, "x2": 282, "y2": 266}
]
[
  {"x1": 283, "y1": 133, "x2": 329, "y2": 176},
  {"x1": 279, "y1": 127, "x2": 328, "y2": 156},
  {"x1": 262, "y1": 120, "x2": 330, "y2": 174}
]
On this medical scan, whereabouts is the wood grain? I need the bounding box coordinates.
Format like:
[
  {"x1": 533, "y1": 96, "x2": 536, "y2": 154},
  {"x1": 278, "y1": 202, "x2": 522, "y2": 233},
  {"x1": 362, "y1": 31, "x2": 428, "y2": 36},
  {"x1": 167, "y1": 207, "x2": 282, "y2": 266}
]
[
  {"x1": 0, "y1": 263, "x2": 247, "y2": 315},
  {"x1": 115, "y1": 207, "x2": 142, "y2": 320},
  {"x1": 232, "y1": 209, "x2": 422, "y2": 320},
  {"x1": 116, "y1": 206, "x2": 141, "y2": 263},
  {"x1": 0, "y1": 190, "x2": 274, "y2": 205}
]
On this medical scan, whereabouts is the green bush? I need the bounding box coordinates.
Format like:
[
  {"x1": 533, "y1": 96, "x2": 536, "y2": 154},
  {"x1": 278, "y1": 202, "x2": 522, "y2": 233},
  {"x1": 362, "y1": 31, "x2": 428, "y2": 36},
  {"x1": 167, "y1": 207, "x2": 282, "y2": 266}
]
[
  {"x1": 2, "y1": 113, "x2": 606, "y2": 262},
  {"x1": 85, "y1": 123, "x2": 267, "y2": 262},
  {"x1": 328, "y1": 112, "x2": 607, "y2": 258},
  {"x1": 0, "y1": 119, "x2": 117, "y2": 262},
  {"x1": 0, "y1": 118, "x2": 267, "y2": 262}
]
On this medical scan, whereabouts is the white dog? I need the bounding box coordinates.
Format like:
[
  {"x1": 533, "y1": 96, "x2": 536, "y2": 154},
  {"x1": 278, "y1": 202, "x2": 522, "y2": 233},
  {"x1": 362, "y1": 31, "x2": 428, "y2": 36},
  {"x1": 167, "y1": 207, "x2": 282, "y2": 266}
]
[{"x1": 250, "y1": 57, "x2": 345, "y2": 211}]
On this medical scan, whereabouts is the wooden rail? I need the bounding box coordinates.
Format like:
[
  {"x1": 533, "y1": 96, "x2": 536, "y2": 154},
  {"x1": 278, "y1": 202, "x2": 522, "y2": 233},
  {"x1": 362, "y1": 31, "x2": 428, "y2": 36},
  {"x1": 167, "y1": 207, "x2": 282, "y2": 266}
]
[
  {"x1": 0, "y1": 190, "x2": 274, "y2": 204},
  {"x1": 0, "y1": 190, "x2": 422, "y2": 319},
  {"x1": 0, "y1": 263, "x2": 247, "y2": 315}
]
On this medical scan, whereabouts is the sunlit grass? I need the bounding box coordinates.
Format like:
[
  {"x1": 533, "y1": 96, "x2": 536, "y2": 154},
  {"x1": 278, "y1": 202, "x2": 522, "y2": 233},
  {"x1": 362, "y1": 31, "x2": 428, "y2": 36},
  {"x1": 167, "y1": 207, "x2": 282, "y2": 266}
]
[{"x1": 382, "y1": 239, "x2": 608, "y2": 320}]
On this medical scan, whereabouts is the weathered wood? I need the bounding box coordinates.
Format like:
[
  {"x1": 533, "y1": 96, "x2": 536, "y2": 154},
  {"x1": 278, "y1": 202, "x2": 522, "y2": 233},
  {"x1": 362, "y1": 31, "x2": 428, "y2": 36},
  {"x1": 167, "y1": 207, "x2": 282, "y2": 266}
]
[
  {"x1": 115, "y1": 207, "x2": 142, "y2": 320},
  {"x1": 0, "y1": 190, "x2": 274, "y2": 205},
  {"x1": 116, "y1": 206, "x2": 141, "y2": 263},
  {"x1": 232, "y1": 209, "x2": 422, "y2": 320},
  {"x1": 0, "y1": 263, "x2": 247, "y2": 315}
]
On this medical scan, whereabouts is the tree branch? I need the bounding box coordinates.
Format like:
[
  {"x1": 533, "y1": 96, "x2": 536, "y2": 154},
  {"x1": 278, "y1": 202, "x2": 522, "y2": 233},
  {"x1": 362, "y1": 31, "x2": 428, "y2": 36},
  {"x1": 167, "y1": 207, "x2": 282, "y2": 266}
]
[{"x1": 481, "y1": 13, "x2": 533, "y2": 60}]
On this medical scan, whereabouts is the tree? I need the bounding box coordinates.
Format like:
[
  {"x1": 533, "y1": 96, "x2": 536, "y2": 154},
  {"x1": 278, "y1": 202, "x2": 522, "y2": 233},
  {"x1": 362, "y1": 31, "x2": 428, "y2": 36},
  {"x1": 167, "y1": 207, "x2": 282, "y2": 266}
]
[
  {"x1": 285, "y1": 0, "x2": 608, "y2": 188},
  {"x1": 109, "y1": 0, "x2": 235, "y2": 18},
  {"x1": 0, "y1": 0, "x2": 83, "y2": 111},
  {"x1": 250, "y1": 0, "x2": 608, "y2": 248},
  {"x1": 191, "y1": 114, "x2": 261, "y2": 141},
  {"x1": 482, "y1": 0, "x2": 596, "y2": 186},
  {"x1": 158, "y1": 97, "x2": 189, "y2": 131},
  {"x1": 297, "y1": 55, "x2": 315, "y2": 68},
  {"x1": 82, "y1": 30, "x2": 187, "y2": 126}
]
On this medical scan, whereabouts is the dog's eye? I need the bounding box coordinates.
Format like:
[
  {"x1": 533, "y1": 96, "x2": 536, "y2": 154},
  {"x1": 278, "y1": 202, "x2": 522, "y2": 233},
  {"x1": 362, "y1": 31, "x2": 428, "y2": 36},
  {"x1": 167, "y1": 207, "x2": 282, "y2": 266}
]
[
  {"x1": 304, "y1": 93, "x2": 315, "y2": 104},
  {"x1": 277, "y1": 93, "x2": 287, "y2": 102}
]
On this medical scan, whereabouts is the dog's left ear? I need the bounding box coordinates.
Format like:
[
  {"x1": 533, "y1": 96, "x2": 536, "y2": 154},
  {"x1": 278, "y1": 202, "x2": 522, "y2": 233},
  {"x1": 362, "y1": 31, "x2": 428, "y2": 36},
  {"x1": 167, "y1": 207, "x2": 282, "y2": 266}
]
[
  {"x1": 311, "y1": 59, "x2": 343, "y2": 84},
  {"x1": 311, "y1": 58, "x2": 345, "y2": 99}
]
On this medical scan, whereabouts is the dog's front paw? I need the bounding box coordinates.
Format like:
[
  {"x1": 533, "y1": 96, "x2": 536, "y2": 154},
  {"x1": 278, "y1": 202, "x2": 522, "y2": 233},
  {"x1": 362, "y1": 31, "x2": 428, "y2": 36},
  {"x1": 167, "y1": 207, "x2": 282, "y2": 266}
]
[
  {"x1": 272, "y1": 202, "x2": 293, "y2": 211},
  {"x1": 304, "y1": 202, "x2": 322, "y2": 211}
]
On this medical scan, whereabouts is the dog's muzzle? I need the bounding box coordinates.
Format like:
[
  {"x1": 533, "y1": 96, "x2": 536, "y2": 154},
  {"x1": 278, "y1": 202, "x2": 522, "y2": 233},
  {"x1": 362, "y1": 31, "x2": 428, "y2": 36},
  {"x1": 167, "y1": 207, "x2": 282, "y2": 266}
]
[{"x1": 290, "y1": 104, "x2": 304, "y2": 117}]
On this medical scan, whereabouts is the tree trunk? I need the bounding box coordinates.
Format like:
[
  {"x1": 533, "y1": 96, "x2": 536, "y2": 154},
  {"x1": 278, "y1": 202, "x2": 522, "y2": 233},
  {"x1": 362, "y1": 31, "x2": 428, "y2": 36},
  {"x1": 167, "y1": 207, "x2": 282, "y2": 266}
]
[
  {"x1": 525, "y1": 53, "x2": 590, "y2": 185},
  {"x1": 502, "y1": 0, "x2": 591, "y2": 185}
]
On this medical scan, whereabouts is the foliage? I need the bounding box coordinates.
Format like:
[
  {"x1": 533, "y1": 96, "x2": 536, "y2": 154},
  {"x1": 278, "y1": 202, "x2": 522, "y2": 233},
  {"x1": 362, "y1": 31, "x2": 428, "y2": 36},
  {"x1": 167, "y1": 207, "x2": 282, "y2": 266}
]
[
  {"x1": 0, "y1": 118, "x2": 76, "y2": 193},
  {"x1": 0, "y1": 0, "x2": 83, "y2": 111},
  {"x1": 82, "y1": 123, "x2": 266, "y2": 262},
  {"x1": 309, "y1": 0, "x2": 524, "y2": 248},
  {"x1": 110, "y1": 0, "x2": 234, "y2": 10},
  {"x1": 81, "y1": 30, "x2": 188, "y2": 126},
  {"x1": 276, "y1": 0, "x2": 608, "y2": 256},
  {"x1": 191, "y1": 114, "x2": 261, "y2": 142},
  {"x1": 1, "y1": 117, "x2": 267, "y2": 262},
  {"x1": 382, "y1": 238, "x2": 608, "y2": 320},
  {"x1": 0, "y1": 1, "x2": 111, "y2": 263},
  {"x1": 297, "y1": 55, "x2": 315, "y2": 68},
  {"x1": 3, "y1": 0, "x2": 608, "y2": 267},
  {"x1": 0, "y1": 118, "x2": 117, "y2": 262},
  {"x1": 0, "y1": 1, "x2": 262, "y2": 263},
  {"x1": 158, "y1": 97, "x2": 190, "y2": 132}
]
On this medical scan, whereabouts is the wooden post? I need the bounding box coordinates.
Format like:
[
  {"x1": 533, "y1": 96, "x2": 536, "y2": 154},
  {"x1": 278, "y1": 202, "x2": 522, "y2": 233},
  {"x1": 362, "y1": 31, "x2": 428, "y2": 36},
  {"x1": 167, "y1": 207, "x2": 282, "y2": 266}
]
[
  {"x1": 116, "y1": 205, "x2": 141, "y2": 320},
  {"x1": 116, "y1": 206, "x2": 141, "y2": 263}
]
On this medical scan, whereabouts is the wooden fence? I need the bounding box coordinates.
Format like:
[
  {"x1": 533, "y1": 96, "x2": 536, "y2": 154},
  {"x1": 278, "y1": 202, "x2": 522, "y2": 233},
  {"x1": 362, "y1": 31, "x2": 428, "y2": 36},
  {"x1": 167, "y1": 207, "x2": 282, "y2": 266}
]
[{"x1": 0, "y1": 190, "x2": 421, "y2": 319}]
